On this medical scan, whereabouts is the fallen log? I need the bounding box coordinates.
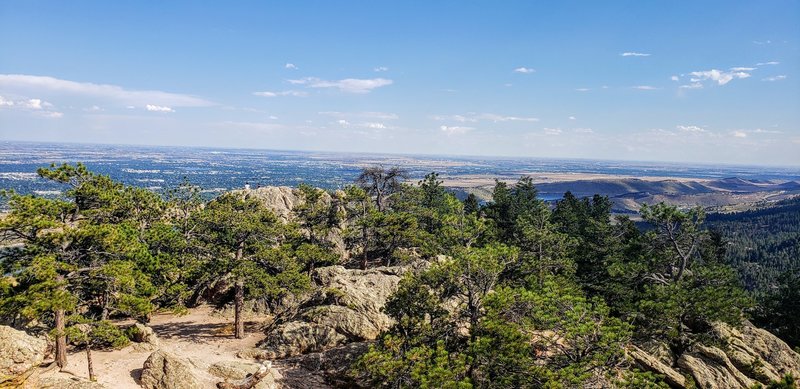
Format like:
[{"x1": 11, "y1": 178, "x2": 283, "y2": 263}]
[{"x1": 216, "y1": 361, "x2": 273, "y2": 389}]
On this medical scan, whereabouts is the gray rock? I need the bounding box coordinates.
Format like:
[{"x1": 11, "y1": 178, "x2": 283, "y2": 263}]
[
  {"x1": 0, "y1": 325, "x2": 48, "y2": 386},
  {"x1": 140, "y1": 350, "x2": 202, "y2": 389},
  {"x1": 258, "y1": 266, "x2": 407, "y2": 359}
]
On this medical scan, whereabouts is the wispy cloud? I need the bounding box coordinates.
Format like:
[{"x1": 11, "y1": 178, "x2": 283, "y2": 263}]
[
  {"x1": 688, "y1": 69, "x2": 751, "y2": 86},
  {"x1": 288, "y1": 77, "x2": 393, "y2": 93},
  {"x1": 544, "y1": 128, "x2": 563, "y2": 135},
  {"x1": 285, "y1": 63, "x2": 298, "y2": 70},
  {"x1": 0, "y1": 74, "x2": 213, "y2": 107},
  {"x1": 514, "y1": 67, "x2": 536, "y2": 74},
  {"x1": 756, "y1": 61, "x2": 780, "y2": 66},
  {"x1": 433, "y1": 113, "x2": 538, "y2": 123},
  {"x1": 762, "y1": 75, "x2": 787, "y2": 82},
  {"x1": 253, "y1": 90, "x2": 307, "y2": 97},
  {"x1": 146, "y1": 104, "x2": 174, "y2": 113},
  {"x1": 318, "y1": 111, "x2": 399, "y2": 120},
  {"x1": 677, "y1": 125, "x2": 706, "y2": 133},
  {"x1": 671, "y1": 75, "x2": 679, "y2": 81},
  {"x1": 575, "y1": 88, "x2": 590, "y2": 92},
  {"x1": 621, "y1": 52, "x2": 651, "y2": 57},
  {"x1": 633, "y1": 85, "x2": 658, "y2": 90},
  {"x1": 373, "y1": 66, "x2": 389, "y2": 72},
  {"x1": 440, "y1": 125, "x2": 473, "y2": 135},
  {"x1": 732, "y1": 130, "x2": 748, "y2": 138},
  {"x1": 753, "y1": 40, "x2": 772, "y2": 45},
  {"x1": 680, "y1": 83, "x2": 703, "y2": 89},
  {"x1": 730, "y1": 67, "x2": 756, "y2": 71}
]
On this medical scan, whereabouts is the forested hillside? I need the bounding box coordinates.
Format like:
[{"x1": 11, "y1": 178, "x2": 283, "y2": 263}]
[
  {"x1": 1, "y1": 164, "x2": 798, "y2": 388},
  {"x1": 706, "y1": 197, "x2": 800, "y2": 349}
]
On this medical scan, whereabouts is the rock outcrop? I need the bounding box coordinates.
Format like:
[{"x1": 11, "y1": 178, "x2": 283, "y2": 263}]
[
  {"x1": 628, "y1": 344, "x2": 686, "y2": 388},
  {"x1": 629, "y1": 321, "x2": 800, "y2": 388},
  {"x1": 276, "y1": 342, "x2": 370, "y2": 388},
  {"x1": 140, "y1": 350, "x2": 202, "y2": 389},
  {"x1": 257, "y1": 265, "x2": 407, "y2": 359},
  {"x1": 0, "y1": 325, "x2": 48, "y2": 386},
  {"x1": 237, "y1": 186, "x2": 300, "y2": 222}
]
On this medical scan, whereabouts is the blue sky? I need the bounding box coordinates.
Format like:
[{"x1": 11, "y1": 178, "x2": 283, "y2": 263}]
[{"x1": 1, "y1": 1, "x2": 798, "y2": 166}]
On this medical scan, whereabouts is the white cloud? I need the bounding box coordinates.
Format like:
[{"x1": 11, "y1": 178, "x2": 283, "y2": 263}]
[
  {"x1": 762, "y1": 75, "x2": 787, "y2": 82},
  {"x1": 433, "y1": 113, "x2": 538, "y2": 123},
  {"x1": 677, "y1": 125, "x2": 706, "y2": 133},
  {"x1": 575, "y1": 88, "x2": 590, "y2": 92},
  {"x1": 253, "y1": 90, "x2": 307, "y2": 97},
  {"x1": 621, "y1": 52, "x2": 651, "y2": 57},
  {"x1": 0, "y1": 96, "x2": 13, "y2": 106},
  {"x1": 730, "y1": 67, "x2": 756, "y2": 71},
  {"x1": 373, "y1": 66, "x2": 389, "y2": 72},
  {"x1": 363, "y1": 122, "x2": 386, "y2": 129},
  {"x1": 0, "y1": 74, "x2": 213, "y2": 107},
  {"x1": 633, "y1": 85, "x2": 658, "y2": 90},
  {"x1": 569, "y1": 116, "x2": 576, "y2": 120},
  {"x1": 671, "y1": 75, "x2": 679, "y2": 81},
  {"x1": 756, "y1": 61, "x2": 779, "y2": 66},
  {"x1": 39, "y1": 111, "x2": 63, "y2": 118},
  {"x1": 285, "y1": 63, "x2": 298, "y2": 69},
  {"x1": 318, "y1": 111, "x2": 399, "y2": 120},
  {"x1": 753, "y1": 40, "x2": 772, "y2": 45},
  {"x1": 732, "y1": 130, "x2": 747, "y2": 138},
  {"x1": 21, "y1": 98, "x2": 43, "y2": 109},
  {"x1": 573, "y1": 128, "x2": 593, "y2": 133},
  {"x1": 680, "y1": 83, "x2": 703, "y2": 89},
  {"x1": 146, "y1": 104, "x2": 174, "y2": 112},
  {"x1": 288, "y1": 77, "x2": 393, "y2": 93},
  {"x1": 688, "y1": 69, "x2": 751, "y2": 85},
  {"x1": 514, "y1": 67, "x2": 536, "y2": 74},
  {"x1": 84, "y1": 105, "x2": 102, "y2": 112},
  {"x1": 544, "y1": 128, "x2": 563, "y2": 135},
  {"x1": 440, "y1": 125, "x2": 473, "y2": 135},
  {"x1": 337, "y1": 119, "x2": 350, "y2": 126}
]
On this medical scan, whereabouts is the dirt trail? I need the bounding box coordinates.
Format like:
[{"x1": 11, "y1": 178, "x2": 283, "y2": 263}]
[{"x1": 41, "y1": 306, "x2": 268, "y2": 389}]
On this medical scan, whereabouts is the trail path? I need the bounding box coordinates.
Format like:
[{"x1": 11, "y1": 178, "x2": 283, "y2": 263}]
[{"x1": 41, "y1": 306, "x2": 267, "y2": 388}]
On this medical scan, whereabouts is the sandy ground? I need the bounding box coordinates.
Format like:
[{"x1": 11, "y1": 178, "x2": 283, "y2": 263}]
[{"x1": 39, "y1": 306, "x2": 269, "y2": 389}]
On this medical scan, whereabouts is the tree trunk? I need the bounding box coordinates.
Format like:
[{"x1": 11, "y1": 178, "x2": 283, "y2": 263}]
[
  {"x1": 54, "y1": 309, "x2": 67, "y2": 369},
  {"x1": 234, "y1": 244, "x2": 245, "y2": 339},
  {"x1": 234, "y1": 279, "x2": 245, "y2": 339},
  {"x1": 86, "y1": 345, "x2": 96, "y2": 381}
]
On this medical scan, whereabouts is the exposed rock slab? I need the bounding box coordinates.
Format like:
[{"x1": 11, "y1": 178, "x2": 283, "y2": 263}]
[
  {"x1": 713, "y1": 321, "x2": 800, "y2": 382},
  {"x1": 208, "y1": 360, "x2": 279, "y2": 389},
  {"x1": 678, "y1": 345, "x2": 755, "y2": 389},
  {"x1": 0, "y1": 325, "x2": 48, "y2": 386},
  {"x1": 628, "y1": 344, "x2": 685, "y2": 388}
]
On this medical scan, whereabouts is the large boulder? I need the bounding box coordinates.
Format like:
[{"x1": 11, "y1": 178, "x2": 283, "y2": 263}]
[
  {"x1": 0, "y1": 325, "x2": 48, "y2": 386},
  {"x1": 257, "y1": 266, "x2": 407, "y2": 359},
  {"x1": 140, "y1": 350, "x2": 202, "y2": 389}
]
